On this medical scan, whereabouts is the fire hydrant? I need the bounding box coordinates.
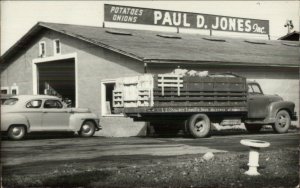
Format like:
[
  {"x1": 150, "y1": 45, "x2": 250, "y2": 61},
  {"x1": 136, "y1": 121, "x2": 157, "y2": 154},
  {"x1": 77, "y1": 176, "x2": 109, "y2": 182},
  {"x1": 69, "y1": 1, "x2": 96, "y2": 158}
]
[{"x1": 240, "y1": 139, "x2": 270, "y2": 176}]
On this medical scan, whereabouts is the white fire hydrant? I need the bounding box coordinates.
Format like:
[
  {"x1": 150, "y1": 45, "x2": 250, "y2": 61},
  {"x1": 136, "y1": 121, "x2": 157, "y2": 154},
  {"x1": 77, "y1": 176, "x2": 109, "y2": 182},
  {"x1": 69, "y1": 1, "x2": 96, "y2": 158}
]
[{"x1": 240, "y1": 139, "x2": 270, "y2": 176}]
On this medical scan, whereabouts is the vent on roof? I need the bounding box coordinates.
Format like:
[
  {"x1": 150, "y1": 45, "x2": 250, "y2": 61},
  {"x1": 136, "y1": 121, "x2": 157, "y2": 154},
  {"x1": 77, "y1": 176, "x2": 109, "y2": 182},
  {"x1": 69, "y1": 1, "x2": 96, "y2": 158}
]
[
  {"x1": 244, "y1": 40, "x2": 267, "y2": 45},
  {"x1": 156, "y1": 34, "x2": 181, "y2": 39},
  {"x1": 202, "y1": 37, "x2": 226, "y2": 42},
  {"x1": 105, "y1": 29, "x2": 132, "y2": 36},
  {"x1": 281, "y1": 42, "x2": 300, "y2": 47}
]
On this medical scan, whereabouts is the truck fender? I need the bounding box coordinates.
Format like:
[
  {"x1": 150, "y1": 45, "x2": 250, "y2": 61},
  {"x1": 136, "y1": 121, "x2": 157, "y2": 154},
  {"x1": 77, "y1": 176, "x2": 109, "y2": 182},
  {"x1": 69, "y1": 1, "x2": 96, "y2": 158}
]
[
  {"x1": 266, "y1": 101, "x2": 295, "y2": 121},
  {"x1": 69, "y1": 113, "x2": 99, "y2": 131},
  {"x1": 1, "y1": 114, "x2": 30, "y2": 132}
]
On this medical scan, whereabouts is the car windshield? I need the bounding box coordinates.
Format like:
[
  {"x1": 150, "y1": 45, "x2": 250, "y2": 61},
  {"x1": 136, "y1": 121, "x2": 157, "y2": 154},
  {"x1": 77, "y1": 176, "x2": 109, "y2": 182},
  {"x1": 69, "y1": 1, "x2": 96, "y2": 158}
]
[{"x1": 3, "y1": 98, "x2": 18, "y2": 105}]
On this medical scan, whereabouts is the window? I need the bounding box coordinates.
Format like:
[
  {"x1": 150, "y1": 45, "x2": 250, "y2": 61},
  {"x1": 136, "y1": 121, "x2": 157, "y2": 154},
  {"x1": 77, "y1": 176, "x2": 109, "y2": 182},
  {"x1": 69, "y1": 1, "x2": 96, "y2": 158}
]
[
  {"x1": 44, "y1": 100, "x2": 63, "y2": 109},
  {"x1": 1, "y1": 87, "x2": 9, "y2": 94},
  {"x1": 53, "y1": 39, "x2": 61, "y2": 55},
  {"x1": 26, "y1": 100, "x2": 42, "y2": 108},
  {"x1": 248, "y1": 84, "x2": 263, "y2": 94},
  {"x1": 39, "y1": 41, "x2": 46, "y2": 57},
  {"x1": 3, "y1": 98, "x2": 18, "y2": 105},
  {"x1": 10, "y1": 86, "x2": 18, "y2": 95}
]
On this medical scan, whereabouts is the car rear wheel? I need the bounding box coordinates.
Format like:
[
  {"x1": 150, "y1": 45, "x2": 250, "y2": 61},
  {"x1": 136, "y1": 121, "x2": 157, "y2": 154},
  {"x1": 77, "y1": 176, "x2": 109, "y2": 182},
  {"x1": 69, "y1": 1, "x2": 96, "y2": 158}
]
[
  {"x1": 188, "y1": 114, "x2": 210, "y2": 138},
  {"x1": 8, "y1": 125, "x2": 26, "y2": 140},
  {"x1": 272, "y1": 110, "x2": 291, "y2": 133},
  {"x1": 245, "y1": 124, "x2": 263, "y2": 133},
  {"x1": 79, "y1": 121, "x2": 96, "y2": 137}
]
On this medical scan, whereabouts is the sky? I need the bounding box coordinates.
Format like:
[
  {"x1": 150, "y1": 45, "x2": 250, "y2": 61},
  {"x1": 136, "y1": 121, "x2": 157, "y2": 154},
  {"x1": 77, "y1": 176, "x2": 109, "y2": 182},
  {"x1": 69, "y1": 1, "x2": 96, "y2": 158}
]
[{"x1": 1, "y1": 1, "x2": 299, "y2": 55}]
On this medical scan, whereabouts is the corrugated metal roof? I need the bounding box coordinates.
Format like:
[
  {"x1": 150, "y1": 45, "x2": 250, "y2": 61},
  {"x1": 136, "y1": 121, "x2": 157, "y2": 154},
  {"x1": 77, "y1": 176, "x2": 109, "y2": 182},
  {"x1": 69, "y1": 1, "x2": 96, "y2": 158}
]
[{"x1": 1, "y1": 22, "x2": 300, "y2": 67}]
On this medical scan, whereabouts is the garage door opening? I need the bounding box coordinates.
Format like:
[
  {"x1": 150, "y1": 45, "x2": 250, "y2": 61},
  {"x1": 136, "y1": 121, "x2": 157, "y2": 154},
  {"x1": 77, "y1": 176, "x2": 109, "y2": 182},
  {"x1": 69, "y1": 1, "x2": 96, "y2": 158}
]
[{"x1": 37, "y1": 58, "x2": 76, "y2": 107}]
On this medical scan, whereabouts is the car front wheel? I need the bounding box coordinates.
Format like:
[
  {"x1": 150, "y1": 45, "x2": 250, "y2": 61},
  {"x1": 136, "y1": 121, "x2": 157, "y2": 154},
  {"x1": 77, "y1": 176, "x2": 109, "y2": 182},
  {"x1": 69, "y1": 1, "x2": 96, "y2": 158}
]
[
  {"x1": 78, "y1": 121, "x2": 96, "y2": 137},
  {"x1": 8, "y1": 125, "x2": 26, "y2": 140}
]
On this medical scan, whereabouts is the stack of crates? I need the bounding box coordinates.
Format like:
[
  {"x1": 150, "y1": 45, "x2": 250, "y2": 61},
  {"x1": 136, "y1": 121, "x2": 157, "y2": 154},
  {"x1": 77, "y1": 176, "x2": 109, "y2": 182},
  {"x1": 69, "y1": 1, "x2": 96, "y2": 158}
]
[{"x1": 113, "y1": 74, "x2": 154, "y2": 108}]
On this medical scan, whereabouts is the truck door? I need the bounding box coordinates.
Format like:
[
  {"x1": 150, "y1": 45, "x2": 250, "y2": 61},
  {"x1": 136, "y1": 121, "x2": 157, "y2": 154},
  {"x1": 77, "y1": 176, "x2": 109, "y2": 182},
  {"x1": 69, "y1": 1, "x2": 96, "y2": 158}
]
[{"x1": 247, "y1": 83, "x2": 270, "y2": 119}]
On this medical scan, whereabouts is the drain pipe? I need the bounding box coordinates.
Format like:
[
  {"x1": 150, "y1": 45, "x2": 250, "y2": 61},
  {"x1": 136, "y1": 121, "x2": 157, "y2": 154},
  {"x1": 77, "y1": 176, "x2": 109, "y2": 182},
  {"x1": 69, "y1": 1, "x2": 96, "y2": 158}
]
[{"x1": 240, "y1": 139, "x2": 270, "y2": 176}]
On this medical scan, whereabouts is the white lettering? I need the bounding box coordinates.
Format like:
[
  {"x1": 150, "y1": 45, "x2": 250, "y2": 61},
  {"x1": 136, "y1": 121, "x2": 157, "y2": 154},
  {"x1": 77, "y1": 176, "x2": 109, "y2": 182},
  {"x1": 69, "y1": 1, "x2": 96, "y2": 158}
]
[
  {"x1": 183, "y1": 14, "x2": 190, "y2": 27},
  {"x1": 154, "y1": 11, "x2": 162, "y2": 24},
  {"x1": 162, "y1": 12, "x2": 173, "y2": 25},
  {"x1": 139, "y1": 10, "x2": 143, "y2": 16},
  {"x1": 196, "y1": 15, "x2": 205, "y2": 28},
  {"x1": 173, "y1": 13, "x2": 181, "y2": 26},
  {"x1": 253, "y1": 24, "x2": 265, "y2": 33},
  {"x1": 237, "y1": 19, "x2": 244, "y2": 32},
  {"x1": 245, "y1": 20, "x2": 251, "y2": 32},
  {"x1": 212, "y1": 17, "x2": 219, "y2": 29},
  {"x1": 220, "y1": 17, "x2": 228, "y2": 30},
  {"x1": 228, "y1": 18, "x2": 236, "y2": 31},
  {"x1": 110, "y1": 6, "x2": 116, "y2": 13}
]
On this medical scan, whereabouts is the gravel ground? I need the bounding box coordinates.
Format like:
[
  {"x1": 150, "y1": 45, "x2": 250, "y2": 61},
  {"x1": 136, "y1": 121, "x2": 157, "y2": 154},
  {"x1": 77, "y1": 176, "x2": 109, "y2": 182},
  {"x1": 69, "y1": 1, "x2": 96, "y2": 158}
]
[{"x1": 3, "y1": 148, "x2": 299, "y2": 188}]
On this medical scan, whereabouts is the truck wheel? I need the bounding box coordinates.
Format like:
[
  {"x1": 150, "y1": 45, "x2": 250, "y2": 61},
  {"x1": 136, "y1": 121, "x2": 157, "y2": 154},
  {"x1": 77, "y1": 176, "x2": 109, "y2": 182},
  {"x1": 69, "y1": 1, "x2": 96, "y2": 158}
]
[
  {"x1": 272, "y1": 110, "x2": 291, "y2": 133},
  {"x1": 188, "y1": 114, "x2": 210, "y2": 138},
  {"x1": 79, "y1": 121, "x2": 96, "y2": 137},
  {"x1": 8, "y1": 125, "x2": 26, "y2": 140},
  {"x1": 245, "y1": 124, "x2": 263, "y2": 133}
]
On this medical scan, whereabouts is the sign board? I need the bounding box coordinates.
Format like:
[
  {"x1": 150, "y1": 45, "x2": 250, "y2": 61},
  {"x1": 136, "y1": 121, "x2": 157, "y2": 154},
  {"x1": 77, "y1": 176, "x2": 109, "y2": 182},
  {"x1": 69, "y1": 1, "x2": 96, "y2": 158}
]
[{"x1": 104, "y1": 4, "x2": 269, "y2": 35}]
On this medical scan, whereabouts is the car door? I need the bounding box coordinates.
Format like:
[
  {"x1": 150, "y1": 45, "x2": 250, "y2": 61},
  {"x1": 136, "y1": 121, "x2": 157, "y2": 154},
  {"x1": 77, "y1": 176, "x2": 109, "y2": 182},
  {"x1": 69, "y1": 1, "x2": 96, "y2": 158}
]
[
  {"x1": 23, "y1": 99, "x2": 43, "y2": 131},
  {"x1": 247, "y1": 83, "x2": 270, "y2": 118},
  {"x1": 41, "y1": 99, "x2": 71, "y2": 131}
]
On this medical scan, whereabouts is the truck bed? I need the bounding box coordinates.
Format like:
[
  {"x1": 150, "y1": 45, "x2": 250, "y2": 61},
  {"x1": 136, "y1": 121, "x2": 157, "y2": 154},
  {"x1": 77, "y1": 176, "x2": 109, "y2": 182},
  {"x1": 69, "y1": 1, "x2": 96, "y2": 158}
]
[{"x1": 113, "y1": 73, "x2": 248, "y2": 116}]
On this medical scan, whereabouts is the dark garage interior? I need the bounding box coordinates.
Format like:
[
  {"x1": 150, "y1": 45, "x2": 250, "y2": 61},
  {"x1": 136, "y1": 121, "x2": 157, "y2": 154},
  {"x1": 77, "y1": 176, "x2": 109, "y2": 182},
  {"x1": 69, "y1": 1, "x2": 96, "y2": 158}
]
[{"x1": 37, "y1": 58, "x2": 76, "y2": 107}]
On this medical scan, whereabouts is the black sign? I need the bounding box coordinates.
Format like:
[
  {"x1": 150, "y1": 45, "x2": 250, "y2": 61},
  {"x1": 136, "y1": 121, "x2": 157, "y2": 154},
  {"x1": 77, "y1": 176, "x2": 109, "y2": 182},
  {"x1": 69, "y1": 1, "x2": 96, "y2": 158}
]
[{"x1": 104, "y1": 4, "x2": 269, "y2": 35}]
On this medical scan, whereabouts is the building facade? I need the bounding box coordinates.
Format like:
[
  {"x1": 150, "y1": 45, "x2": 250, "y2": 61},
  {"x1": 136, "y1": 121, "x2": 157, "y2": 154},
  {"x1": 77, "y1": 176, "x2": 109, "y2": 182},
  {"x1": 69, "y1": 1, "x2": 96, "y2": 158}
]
[{"x1": 1, "y1": 22, "x2": 299, "y2": 137}]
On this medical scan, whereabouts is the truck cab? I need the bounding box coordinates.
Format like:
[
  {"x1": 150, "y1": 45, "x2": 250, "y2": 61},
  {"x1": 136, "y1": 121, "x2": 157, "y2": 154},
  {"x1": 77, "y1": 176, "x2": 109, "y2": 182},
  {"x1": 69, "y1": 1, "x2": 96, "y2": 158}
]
[{"x1": 245, "y1": 81, "x2": 297, "y2": 133}]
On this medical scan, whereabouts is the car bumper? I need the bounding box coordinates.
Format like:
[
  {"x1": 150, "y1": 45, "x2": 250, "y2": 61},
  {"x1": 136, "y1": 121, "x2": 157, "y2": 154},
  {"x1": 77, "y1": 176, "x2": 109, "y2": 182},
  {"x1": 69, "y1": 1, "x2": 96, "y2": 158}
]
[{"x1": 95, "y1": 119, "x2": 102, "y2": 131}]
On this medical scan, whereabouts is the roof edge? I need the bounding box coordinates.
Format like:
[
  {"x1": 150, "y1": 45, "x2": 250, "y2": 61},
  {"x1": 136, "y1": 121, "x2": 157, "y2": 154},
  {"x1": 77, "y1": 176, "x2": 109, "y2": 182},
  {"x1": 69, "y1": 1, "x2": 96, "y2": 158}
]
[{"x1": 144, "y1": 59, "x2": 300, "y2": 68}]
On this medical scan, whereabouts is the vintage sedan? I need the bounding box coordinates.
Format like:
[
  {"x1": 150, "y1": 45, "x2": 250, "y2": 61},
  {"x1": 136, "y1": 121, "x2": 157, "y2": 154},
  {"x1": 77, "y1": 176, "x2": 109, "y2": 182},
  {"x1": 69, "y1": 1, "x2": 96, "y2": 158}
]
[{"x1": 1, "y1": 95, "x2": 101, "y2": 140}]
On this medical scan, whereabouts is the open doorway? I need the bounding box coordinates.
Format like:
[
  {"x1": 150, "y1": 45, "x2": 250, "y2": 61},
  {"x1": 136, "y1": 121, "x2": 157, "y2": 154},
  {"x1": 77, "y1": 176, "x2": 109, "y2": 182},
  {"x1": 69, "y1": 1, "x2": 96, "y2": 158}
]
[
  {"x1": 37, "y1": 58, "x2": 76, "y2": 107},
  {"x1": 101, "y1": 81, "x2": 122, "y2": 116}
]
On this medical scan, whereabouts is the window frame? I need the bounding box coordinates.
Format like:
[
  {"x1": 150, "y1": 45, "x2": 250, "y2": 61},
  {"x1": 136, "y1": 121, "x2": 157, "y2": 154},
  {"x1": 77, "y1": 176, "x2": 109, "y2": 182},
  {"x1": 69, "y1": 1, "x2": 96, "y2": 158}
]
[
  {"x1": 10, "y1": 85, "x2": 19, "y2": 95},
  {"x1": 39, "y1": 41, "x2": 46, "y2": 57},
  {"x1": 248, "y1": 83, "x2": 263, "y2": 95},
  {"x1": 53, "y1": 39, "x2": 61, "y2": 55}
]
